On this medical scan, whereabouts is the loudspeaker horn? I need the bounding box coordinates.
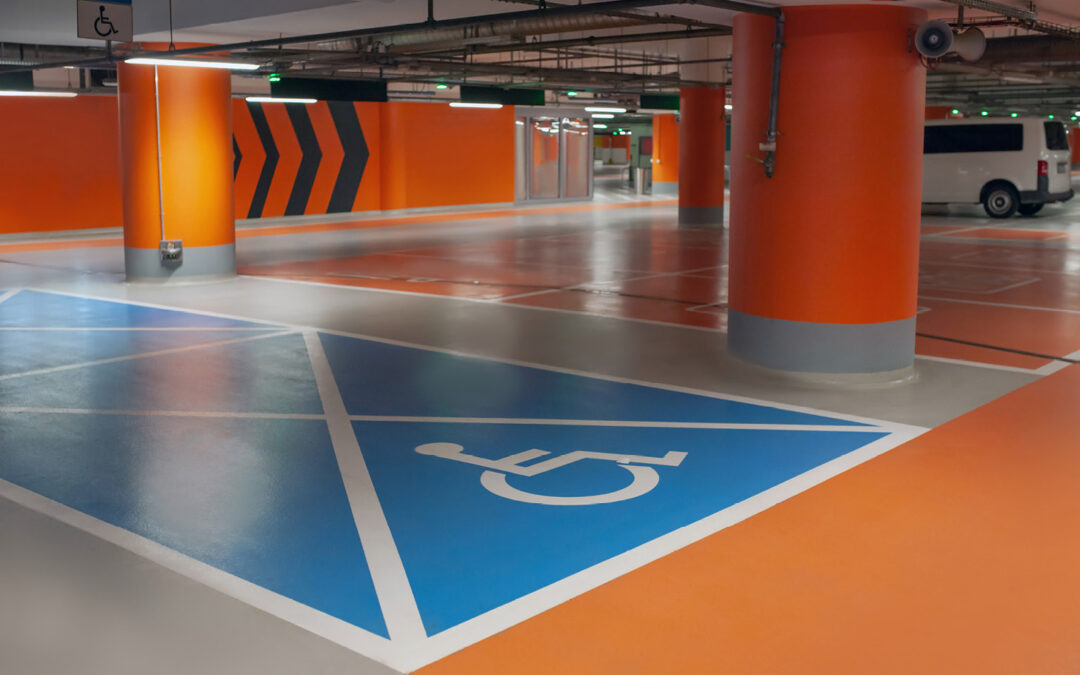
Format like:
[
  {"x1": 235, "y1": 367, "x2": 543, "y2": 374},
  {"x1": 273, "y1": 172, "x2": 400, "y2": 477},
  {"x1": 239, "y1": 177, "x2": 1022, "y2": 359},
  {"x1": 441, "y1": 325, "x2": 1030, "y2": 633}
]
[
  {"x1": 952, "y1": 26, "x2": 987, "y2": 62},
  {"x1": 914, "y1": 19, "x2": 953, "y2": 59}
]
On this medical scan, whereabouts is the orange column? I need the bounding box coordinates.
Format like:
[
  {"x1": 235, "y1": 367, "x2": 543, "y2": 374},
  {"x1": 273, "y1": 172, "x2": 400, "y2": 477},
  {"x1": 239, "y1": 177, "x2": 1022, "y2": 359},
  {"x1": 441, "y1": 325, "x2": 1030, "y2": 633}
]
[
  {"x1": 925, "y1": 105, "x2": 957, "y2": 120},
  {"x1": 118, "y1": 52, "x2": 235, "y2": 280},
  {"x1": 678, "y1": 87, "x2": 726, "y2": 226},
  {"x1": 1072, "y1": 126, "x2": 1080, "y2": 167},
  {"x1": 729, "y1": 5, "x2": 926, "y2": 373},
  {"x1": 651, "y1": 114, "x2": 679, "y2": 195}
]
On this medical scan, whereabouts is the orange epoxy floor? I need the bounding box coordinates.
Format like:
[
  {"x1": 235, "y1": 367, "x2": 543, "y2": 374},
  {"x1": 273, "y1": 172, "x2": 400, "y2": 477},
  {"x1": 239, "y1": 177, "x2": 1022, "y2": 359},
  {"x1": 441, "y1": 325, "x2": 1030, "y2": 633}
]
[
  {"x1": 420, "y1": 362, "x2": 1080, "y2": 675},
  {"x1": 240, "y1": 206, "x2": 1080, "y2": 371}
]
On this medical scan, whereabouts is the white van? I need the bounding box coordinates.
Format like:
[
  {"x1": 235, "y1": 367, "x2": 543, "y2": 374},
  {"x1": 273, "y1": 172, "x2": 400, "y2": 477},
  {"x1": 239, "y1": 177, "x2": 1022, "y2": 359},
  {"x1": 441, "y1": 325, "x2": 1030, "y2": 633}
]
[{"x1": 922, "y1": 117, "x2": 1074, "y2": 218}]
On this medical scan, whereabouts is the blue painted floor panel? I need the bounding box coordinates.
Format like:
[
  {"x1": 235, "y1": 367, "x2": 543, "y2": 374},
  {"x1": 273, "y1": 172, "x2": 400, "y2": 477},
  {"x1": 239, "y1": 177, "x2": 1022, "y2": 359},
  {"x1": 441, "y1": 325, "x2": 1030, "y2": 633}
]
[
  {"x1": 0, "y1": 290, "x2": 897, "y2": 643},
  {"x1": 0, "y1": 332, "x2": 324, "y2": 414},
  {"x1": 0, "y1": 412, "x2": 388, "y2": 637},
  {"x1": 319, "y1": 333, "x2": 866, "y2": 426},
  {"x1": 355, "y1": 421, "x2": 887, "y2": 635}
]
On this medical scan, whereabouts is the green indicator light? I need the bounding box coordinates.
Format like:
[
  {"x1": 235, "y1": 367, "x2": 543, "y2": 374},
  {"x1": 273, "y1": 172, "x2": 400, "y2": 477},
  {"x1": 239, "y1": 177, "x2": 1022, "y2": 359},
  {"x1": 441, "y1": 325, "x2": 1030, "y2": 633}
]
[
  {"x1": 567, "y1": 90, "x2": 577, "y2": 97},
  {"x1": 435, "y1": 83, "x2": 449, "y2": 90},
  {"x1": 951, "y1": 108, "x2": 960, "y2": 115},
  {"x1": 980, "y1": 110, "x2": 989, "y2": 116},
  {"x1": 1049, "y1": 114, "x2": 1055, "y2": 119},
  {"x1": 1072, "y1": 116, "x2": 1078, "y2": 121},
  {"x1": 268, "y1": 73, "x2": 281, "y2": 82},
  {"x1": 1010, "y1": 112, "x2": 1018, "y2": 118}
]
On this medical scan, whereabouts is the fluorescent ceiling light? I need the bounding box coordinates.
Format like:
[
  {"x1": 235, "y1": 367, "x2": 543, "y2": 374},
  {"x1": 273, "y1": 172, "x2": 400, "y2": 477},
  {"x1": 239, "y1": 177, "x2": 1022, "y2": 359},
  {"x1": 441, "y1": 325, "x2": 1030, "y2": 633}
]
[
  {"x1": 0, "y1": 90, "x2": 77, "y2": 97},
  {"x1": 593, "y1": 123, "x2": 608, "y2": 129},
  {"x1": 125, "y1": 57, "x2": 259, "y2": 71},
  {"x1": 586, "y1": 106, "x2": 626, "y2": 113},
  {"x1": 724, "y1": 104, "x2": 733, "y2": 110},
  {"x1": 245, "y1": 96, "x2": 317, "y2": 104},
  {"x1": 999, "y1": 73, "x2": 1043, "y2": 84},
  {"x1": 591, "y1": 113, "x2": 615, "y2": 119},
  {"x1": 449, "y1": 102, "x2": 503, "y2": 109}
]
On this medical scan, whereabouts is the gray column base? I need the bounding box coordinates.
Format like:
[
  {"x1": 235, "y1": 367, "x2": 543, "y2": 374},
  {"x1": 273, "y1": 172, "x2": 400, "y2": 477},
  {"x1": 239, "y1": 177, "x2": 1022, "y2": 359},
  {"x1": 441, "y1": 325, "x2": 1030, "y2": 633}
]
[
  {"x1": 652, "y1": 181, "x2": 678, "y2": 195},
  {"x1": 678, "y1": 205, "x2": 725, "y2": 228},
  {"x1": 727, "y1": 309, "x2": 915, "y2": 374},
  {"x1": 125, "y1": 243, "x2": 236, "y2": 282}
]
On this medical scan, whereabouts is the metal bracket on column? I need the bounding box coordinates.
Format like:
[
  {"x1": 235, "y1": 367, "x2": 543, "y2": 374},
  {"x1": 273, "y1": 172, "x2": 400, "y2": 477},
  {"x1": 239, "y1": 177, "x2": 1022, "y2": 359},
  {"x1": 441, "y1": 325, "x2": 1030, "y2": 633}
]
[{"x1": 760, "y1": 10, "x2": 784, "y2": 178}]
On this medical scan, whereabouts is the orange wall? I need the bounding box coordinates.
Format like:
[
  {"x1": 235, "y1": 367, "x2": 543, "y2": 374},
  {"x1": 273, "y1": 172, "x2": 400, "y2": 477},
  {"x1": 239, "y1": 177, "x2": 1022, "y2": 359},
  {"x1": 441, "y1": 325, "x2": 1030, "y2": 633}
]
[
  {"x1": 0, "y1": 97, "x2": 515, "y2": 235},
  {"x1": 379, "y1": 102, "x2": 514, "y2": 210},
  {"x1": 925, "y1": 105, "x2": 960, "y2": 120},
  {"x1": 1072, "y1": 126, "x2": 1080, "y2": 165},
  {"x1": 0, "y1": 95, "x2": 122, "y2": 235},
  {"x1": 652, "y1": 114, "x2": 679, "y2": 183}
]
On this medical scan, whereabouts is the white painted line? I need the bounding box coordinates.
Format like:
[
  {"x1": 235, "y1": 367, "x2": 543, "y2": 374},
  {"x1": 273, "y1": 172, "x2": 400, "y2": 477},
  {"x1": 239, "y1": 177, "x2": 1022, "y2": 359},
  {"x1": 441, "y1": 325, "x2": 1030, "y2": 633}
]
[
  {"x1": 913, "y1": 354, "x2": 1041, "y2": 374},
  {"x1": 399, "y1": 425, "x2": 927, "y2": 671},
  {"x1": 248, "y1": 275, "x2": 724, "y2": 333},
  {"x1": 495, "y1": 288, "x2": 562, "y2": 302},
  {"x1": 19, "y1": 287, "x2": 919, "y2": 432},
  {"x1": 0, "y1": 478, "x2": 407, "y2": 672},
  {"x1": 924, "y1": 225, "x2": 985, "y2": 237},
  {"x1": 983, "y1": 277, "x2": 1041, "y2": 294},
  {"x1": 315, "y1": 327, "x2": 924, "y2": 433},
  {"x1": 0, "y1": 288, "x2": 20, "y2": 305},
  {"x1": 23, "y1": 286, "x2": 291, "y2": 329},
  {"x1": 918, "y1": 295, "x2": 1080, "y2": 315},
  {"x1": 927, "y1": 259, "x2": 1079, "y2": 277},
  {"x1": 0, "y1": 326, "x2": 277, "y2": 332},
  {"x1": 0, "y1": 330, "x2": 295, "y2": 382},
  {"x1": 1033, "y1": 348, "x2": 1080, "y2": 376},
  {"x1": 303, "y1": 330, "x2": 427, "y2": 646},
  {"x1": 348, "y1": 416, "x2": 881, "y2": 432},
  {"x1": 0, "y1": 407, "x2": 326, "y2": 420}
]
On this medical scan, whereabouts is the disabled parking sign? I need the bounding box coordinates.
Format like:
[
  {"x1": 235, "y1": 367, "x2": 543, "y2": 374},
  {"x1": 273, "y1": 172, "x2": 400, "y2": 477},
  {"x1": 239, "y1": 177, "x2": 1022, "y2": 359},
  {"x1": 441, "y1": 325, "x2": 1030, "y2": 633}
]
[{"x1": 77, "y1": 0, "x2": 133, "y2": 42}]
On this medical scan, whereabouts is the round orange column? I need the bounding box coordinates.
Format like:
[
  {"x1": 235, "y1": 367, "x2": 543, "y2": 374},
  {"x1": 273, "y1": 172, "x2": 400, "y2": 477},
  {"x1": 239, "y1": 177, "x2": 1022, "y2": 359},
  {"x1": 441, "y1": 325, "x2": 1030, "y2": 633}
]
[
  {"x1": 678, "y1": 87, "x2": 726, "y2": 226},
  {"x1": 729, "y1": 5, "x2": 926, "y2": 373},
  {"x1": 118, "y1": 53, "x2": 235, "y2": 280},
  {"x1": 651, "y1": 114, "x2": 679, "y2": 195}
]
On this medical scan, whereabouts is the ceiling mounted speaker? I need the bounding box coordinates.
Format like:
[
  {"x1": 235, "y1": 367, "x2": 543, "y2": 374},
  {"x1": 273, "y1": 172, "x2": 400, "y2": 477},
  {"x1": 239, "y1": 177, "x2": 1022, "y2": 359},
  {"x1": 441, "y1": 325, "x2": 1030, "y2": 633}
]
[
  {"x1": 914, "y1": 19, "x2": 954, "y2": 59},
  {"x1": 952, "y1": 26, "x2": 987, "y2": 62}
]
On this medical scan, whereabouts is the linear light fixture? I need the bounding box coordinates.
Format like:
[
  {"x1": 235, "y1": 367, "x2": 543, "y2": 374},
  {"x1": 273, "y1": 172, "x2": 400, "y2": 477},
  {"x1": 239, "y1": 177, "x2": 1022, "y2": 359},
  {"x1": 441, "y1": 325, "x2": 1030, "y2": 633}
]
[
  {"x1": 0, "y1": 90, "x2": 77, "y2": 97},
  {"x1": 585, "y1": 106, "x2": 626, "y2": 113},
  {"x1": 245, "y1": 96, "x2": 317, "y2": 104},
  {"x1": 449, "y1": 102, "x2": 503, "y2": 109},
  {"x1": 591, "y1": 113, "x2": 615, "y2": 119},
  {"x1": 593, "y1": 123, "x2": 608, "y2": 129},
  {"x1": 125, "y1": 57, "x2": 259, "y2": 71}
]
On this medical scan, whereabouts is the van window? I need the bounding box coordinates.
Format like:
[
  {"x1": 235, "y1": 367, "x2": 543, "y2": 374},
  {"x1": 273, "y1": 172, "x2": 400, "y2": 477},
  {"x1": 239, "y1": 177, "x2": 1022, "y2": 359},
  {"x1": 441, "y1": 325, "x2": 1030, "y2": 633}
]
[
  {"x1": 924, "y1": 124, "x2": 1023, "y2": 154},
  {"x1": 1044, "y1": 121, "x2": 1069, "y2": 150}
]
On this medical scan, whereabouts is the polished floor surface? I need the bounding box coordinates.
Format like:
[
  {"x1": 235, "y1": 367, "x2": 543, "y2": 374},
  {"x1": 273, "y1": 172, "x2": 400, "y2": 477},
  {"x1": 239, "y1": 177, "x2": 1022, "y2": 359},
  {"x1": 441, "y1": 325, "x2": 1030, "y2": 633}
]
[{"x1": 1, "y1": 181, "x2": 1079, "y2": 674}]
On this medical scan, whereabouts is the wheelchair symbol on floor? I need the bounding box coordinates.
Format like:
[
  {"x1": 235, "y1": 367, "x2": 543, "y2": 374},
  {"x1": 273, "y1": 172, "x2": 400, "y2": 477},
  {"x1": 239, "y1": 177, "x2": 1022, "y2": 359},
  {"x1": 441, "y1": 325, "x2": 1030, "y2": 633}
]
[
  {"x1": 415, "y1": 442, "x2": 687, "y2": 506},
  {"x1": 94, "y1": 5, "x2": 119, "y2": 37}
]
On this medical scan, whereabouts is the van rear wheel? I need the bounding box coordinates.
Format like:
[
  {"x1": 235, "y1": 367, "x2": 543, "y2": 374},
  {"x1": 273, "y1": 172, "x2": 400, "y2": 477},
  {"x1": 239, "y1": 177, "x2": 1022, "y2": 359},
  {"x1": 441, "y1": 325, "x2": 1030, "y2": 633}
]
[
  {"x1": 1018, "y1": 203, "x2": 1044, "y2": 216},
  {"x1": 982, "y1": 182, "x2": 1019, "y2": 219}
]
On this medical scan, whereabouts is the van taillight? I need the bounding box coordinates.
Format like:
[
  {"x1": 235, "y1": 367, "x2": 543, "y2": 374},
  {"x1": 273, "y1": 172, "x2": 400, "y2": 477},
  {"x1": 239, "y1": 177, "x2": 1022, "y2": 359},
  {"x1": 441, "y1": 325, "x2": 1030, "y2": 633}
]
[{"x1": 1038, "y1": 160, "x2": 1049, "y2": 176}]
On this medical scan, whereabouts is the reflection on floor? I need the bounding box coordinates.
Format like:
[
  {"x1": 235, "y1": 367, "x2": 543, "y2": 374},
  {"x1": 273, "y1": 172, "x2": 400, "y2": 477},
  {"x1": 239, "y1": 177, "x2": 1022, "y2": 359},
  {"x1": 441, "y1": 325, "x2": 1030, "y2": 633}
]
[
  {"x1": 238, "y1": 191, "x2": 1080, "y2": 374},
  {"x1": 1, "y1": 182, "x2": 1079, "y2": 674}
]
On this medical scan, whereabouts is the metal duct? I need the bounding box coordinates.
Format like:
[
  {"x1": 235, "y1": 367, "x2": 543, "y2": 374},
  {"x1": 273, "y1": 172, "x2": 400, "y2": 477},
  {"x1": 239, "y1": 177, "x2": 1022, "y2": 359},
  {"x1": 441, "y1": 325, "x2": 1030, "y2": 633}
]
[
  {"x1": 357, "y1": 14, "x2": 652, "y2": 53},
  {"x1": 980, "y1": 35, "x2": 1080, "y2": 65}
]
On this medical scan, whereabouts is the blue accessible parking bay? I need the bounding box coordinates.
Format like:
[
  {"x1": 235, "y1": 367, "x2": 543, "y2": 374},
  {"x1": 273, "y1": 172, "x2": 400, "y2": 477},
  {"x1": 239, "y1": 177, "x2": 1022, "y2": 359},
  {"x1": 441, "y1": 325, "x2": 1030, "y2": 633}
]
[
  {"x1": 355, "y1": 421, "x2": 888, "y2": 636},
  {"x1": 0, "y1": 290, "x2": 910, "y2": 659}
]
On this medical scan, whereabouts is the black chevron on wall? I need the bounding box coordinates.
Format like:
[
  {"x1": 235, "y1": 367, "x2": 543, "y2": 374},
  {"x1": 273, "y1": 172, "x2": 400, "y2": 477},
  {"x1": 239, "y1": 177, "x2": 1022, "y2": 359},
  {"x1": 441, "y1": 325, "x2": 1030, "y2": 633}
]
[
  {"x1": 247, "y1": 102, "x2": 279, "y2": 219},
  {"x1": 326, "y1": 101, "x2": 370, "y2": 214},
  {"x1": 284, "y1": 104, "x2": 322, "y2": 217}
]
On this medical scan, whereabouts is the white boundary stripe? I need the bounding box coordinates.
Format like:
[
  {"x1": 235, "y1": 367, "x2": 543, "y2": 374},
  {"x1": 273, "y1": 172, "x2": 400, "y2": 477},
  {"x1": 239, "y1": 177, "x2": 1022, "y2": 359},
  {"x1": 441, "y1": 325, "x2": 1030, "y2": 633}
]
[
  {"x1": 0, "y1": 478, "x2": 405, "y2": 672},
  {"x1": 1033, "y1": 348, "x2": 1080, "y2": 376},
  {"x1": 20, "y1": 286, "x2": 925, "y2": 430},
  {"x1": 348, "y1": 416, "x2": 885, "y2": 432},
  {"x1": 0, "y1": 407, "x2": 326, "y2": 420},
  {"x1": 919, "y1": 294, "x2": 1080, "y2": 315},
  {"x1": 0, "y1": 289, "x2": 20, "y2": 305},
  {"x1": 400, "y1": 425, "x2": 927, "y2": 671},
  {"x1": 245, "y1": 275, "x2": 725, "y2": 333},
  {"x1": 0, "y1": 330, "x2": 296, "y2": 382},
  {"x1": 0, "y1": 326, "x2": 278, "y2": 332},
  {"x1": 22, "y1": 287, "x2": 289, "y2": 328},
  {"x1": 303, "y1": 330, "x2": 428, "y2": 645},
  {"x1": 913, "y1": 354, "x2": 1042, "y2": 375},
  {"x1": 1, "y1": 287, "x2": 939, "y2": 670}
]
